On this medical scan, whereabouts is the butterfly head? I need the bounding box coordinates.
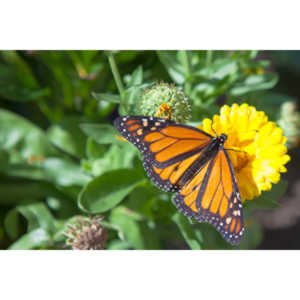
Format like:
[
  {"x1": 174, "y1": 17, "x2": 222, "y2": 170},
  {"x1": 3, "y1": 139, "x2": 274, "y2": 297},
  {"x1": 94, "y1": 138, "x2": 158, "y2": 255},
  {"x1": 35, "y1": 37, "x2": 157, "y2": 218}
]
[{"x1": 218, "y1": 133, "x2": 227, "y2": 145}]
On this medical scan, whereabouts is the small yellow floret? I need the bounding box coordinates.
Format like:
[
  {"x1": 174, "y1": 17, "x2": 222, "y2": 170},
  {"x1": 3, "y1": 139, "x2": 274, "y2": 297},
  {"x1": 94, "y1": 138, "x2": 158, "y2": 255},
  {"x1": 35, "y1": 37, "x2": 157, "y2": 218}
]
[{"x1": 156, "y1": 103, "x2": 172, "y2": 120}]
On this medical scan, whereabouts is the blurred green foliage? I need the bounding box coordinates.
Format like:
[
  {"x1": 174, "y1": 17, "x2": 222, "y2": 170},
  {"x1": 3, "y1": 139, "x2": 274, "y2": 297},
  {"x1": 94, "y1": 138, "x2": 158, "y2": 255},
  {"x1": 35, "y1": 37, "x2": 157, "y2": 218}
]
[{"x1": 0, "y1": 50, "x2": 294, "y2": 250}]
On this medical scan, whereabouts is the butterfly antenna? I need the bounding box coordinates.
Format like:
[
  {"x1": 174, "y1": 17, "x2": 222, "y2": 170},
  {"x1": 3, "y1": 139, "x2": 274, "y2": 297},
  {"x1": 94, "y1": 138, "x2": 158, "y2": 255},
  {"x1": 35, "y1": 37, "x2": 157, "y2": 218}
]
[
  {"x1": 225, "y1": 148, "x2": 248, "y2": 155},
  {"x1": 211, "y1": 120, "x2": 218, "y2": 137},
  {"x1": 225, "y1": 129, "x2": 258, "y2": 155}
]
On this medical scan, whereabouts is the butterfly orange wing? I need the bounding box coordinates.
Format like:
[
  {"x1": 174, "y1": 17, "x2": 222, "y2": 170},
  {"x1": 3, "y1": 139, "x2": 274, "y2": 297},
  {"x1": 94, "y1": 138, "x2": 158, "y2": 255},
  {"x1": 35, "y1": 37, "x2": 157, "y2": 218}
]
[
  {"x1": 115, "y1": 116, "x2": 245, "y2": 245},
  {"x1": 174, "y1": 149, "x2": 244, "y2": 245},
  {"x1": 114, "y1": 116, "x2": 212, "y2": 192}
]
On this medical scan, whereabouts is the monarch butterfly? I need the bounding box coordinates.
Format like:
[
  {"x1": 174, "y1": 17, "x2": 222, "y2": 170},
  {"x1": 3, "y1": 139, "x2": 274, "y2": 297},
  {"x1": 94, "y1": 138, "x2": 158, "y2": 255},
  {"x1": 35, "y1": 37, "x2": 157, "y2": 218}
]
[{"x1": 114, "y1": 115, "x2": 244, "y2": 245}]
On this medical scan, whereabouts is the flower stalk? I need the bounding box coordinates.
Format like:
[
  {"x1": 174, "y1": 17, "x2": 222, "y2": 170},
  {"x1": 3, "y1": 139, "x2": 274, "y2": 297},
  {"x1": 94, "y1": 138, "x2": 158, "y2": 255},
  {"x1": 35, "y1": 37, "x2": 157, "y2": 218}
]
[{"x1": 107, "y1": 52, "x2": 125, "y2": 97}]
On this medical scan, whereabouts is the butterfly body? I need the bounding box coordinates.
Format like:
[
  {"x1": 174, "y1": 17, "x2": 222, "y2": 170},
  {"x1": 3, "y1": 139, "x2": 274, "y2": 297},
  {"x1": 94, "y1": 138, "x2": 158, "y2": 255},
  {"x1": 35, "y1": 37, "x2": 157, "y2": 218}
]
[
  {"x1": 114, "y1": 116, "x2": 244, "y2": 245},
  {"x1": 172, "y1": 134, "x2": 227, "y2": 189}
]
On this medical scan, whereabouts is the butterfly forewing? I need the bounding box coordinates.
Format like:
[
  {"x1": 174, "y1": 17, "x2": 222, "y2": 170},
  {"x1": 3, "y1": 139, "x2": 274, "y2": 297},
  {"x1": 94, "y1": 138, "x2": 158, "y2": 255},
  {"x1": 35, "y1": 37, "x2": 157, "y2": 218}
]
[{"x1": 114, "y1": 116, "x2": 212, "y2": 192}]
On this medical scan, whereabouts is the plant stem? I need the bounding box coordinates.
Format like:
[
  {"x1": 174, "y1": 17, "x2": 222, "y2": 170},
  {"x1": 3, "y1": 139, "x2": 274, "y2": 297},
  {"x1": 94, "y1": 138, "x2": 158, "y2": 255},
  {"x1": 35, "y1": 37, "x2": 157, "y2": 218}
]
[
  {"x1": 182, "y1": 50, "x2": 191, "y2": 77},
  {"x1": 181, "y1": 50, "x2": 192, "y2": 95},
  {"x1": 107, "y1": 52, "x2": 125, "y2": 98}
]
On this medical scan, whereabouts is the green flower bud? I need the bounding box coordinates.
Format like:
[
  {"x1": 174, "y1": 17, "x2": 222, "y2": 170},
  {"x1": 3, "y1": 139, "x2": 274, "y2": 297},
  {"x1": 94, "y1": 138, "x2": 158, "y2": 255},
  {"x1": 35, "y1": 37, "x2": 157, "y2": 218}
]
[
  {"x1": 278, "y1": 101, "x2": 300, "y2": 148},
  {"x1": 139, "y1": 82, "x2": 191, "y2": 123}
]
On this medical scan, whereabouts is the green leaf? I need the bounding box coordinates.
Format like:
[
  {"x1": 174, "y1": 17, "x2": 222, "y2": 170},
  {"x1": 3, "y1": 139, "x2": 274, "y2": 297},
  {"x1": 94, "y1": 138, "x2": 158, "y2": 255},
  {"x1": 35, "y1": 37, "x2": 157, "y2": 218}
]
[
  {"x1": 6, "y1": 158, "x2": 90, "y2": 187},
  {"x1": 230, "y1": 73, "x2": 279, "y2": 96},
  {"x1": 86, "y1": 137, "x2": 107, "y2": 159},
  {"x1": 92, "y1": 92, "x2": 121, "y2": 103},
  {"x1": 115, "y1": 51, "x2": 138, "y2": 63},
  {"x1": 191, "y1": 82, "x2": 217, "y2": 99},
  {"x1": 211, "y1": 60, "x2": 238, "y2": 80},
  {"x1": 47, "y1": 116, "x2": 87, "y2": 158},
  {"x1": 78, "y1": 169, "x2": 144, "y2": 213},
  {"x1": 0, "y1": 149, "x2": 9, "y2": 169},
  {"x1": 0, "y1": 84, "x2": 49, "y2": 102},
  {"x1": 9, "y1": 228, "x2": 51, "y2": 250},
  {"x1": 1, "y1": 51, "x2": 39, "y2": 89},
  {"x1": 88, "y1": 143, "x2": 137, "y2": 177},
  {"x1": 126, "y1": 65, "x2": 143, "y2": 87},
  {"x1": 237, "y1": 216, "x2": 263, "y2": 249},
  {"x1": 122, "y1": 83, "x2": 153, "y2": 115},
  {"x1": 17, "y1": 202, "x2": 57, "y2": 235},
  {"x1": 4, "y1": 209, "x2": 20, "y2": 240},
  {"x1": 3, "y1": 164, "x2": 48, "y2": 181},
  {"x1": 196, "y1": 59, "x2": 238, "y2": 80},
  {"x1": 127, "y1": 186, "x2": 158, "y2": 220},
  {"x1": 0, "y1": 182, "x2": 53, "y2": 205},
  {"x1": 5, "y1": 202, "x2": 59, "y2": 246},
  {"x1": 112, "y1": 217, "x2": 160, "y2": 249},
  {"x1": 0, "y1": 52, "x2": 49, "y2": 102},
  {"x1": 37, "y1": 51, "x2": 75, "y2": 106},
  {"x1": 0, "y1": 109, "x2": 58, "y2": 164},
  {"x1": 198, "y1": 223, "x2": 232, "y2": 249},
  {"x1": 109, "y1": 206, "x2": 149, "y2": 249},
  {"x1": 244, "y1": 180, "x2": 288, "y2": 211},
  {"x1": 171, "y1": 211, "x2": 203, "y2": 249},
  {"x1": 46, "y1": 196, "x2": 79, "y2": 219},
  {"x1": 40, "y1": 158, "x2": 91, "y2": 186},
  {"x1": 107, "y1": 239, "x2": 131, "y2": 250},
  {"x1": 157, "y1": 51, "x2": 185, "y2": 84},
  {"x1": 80, "y1": 123, "x2": 119, "y2": 145}
]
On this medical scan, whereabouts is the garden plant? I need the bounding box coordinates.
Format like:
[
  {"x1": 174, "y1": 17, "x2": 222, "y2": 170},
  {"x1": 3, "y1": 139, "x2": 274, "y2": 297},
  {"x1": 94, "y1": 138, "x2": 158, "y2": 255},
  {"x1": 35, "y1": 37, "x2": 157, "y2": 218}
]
[{"x1": 0, "y1": 50, "x2": 297, "y2": 250}]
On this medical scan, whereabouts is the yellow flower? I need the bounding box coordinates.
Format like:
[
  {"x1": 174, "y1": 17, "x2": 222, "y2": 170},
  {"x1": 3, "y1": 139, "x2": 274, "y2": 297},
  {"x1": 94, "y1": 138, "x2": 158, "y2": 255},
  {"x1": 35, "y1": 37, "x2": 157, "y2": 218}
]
[{"x1": 198, "y1": 103, "x2": 290, "y2": 201}]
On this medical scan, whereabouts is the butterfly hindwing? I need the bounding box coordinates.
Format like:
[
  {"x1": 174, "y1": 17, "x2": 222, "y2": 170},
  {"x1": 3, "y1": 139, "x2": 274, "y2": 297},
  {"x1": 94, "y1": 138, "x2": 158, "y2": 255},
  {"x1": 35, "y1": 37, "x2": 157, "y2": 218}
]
[
  {"x1": 174, "y1": 149, "x2": 244, "y2": 245},
  {"x1": 114, "y1": 116, "x2": 213, "y2": 192}
]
